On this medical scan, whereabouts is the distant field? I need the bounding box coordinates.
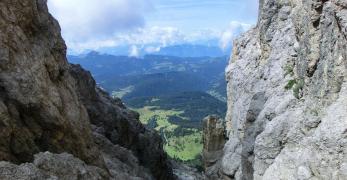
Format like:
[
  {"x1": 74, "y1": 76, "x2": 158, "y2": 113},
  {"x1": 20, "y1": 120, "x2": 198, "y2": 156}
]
[
  {"x1": 127, "y1": 91, "x2": 225, "y2": 168},
  {"x1": 111, "y1": 86, "x2": 134, "y2": 98},
  {"x1": 135, "y1": 106, "x2": 182, "y2": 131},
  {"x1": 128, "y1": 91, "x2": 226, "y2": 129},
  {"x1": 134, "y1": 106, "x2": 203, "y2": 164},
  {"x1": 164, "y1": 130, "x2": 202, "y2": 161}
]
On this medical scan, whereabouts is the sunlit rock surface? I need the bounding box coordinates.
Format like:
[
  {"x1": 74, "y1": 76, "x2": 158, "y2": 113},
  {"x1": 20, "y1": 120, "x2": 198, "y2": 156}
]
[{"x1": 220, "y1": 0, "x2": 347, "y2": 179}]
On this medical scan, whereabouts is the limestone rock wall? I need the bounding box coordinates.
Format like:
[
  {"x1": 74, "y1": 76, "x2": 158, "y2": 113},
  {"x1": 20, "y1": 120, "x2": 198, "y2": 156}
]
[{"x1": 223, "y1": 0, "x2": 347, "y2": 179}]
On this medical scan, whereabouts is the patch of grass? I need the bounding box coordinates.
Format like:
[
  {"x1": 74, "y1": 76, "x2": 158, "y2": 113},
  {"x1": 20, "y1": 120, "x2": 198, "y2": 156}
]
[
  {"x1": 127, "y1": 92, "x2": 226, "y2": 129},
  {"x1": 164, "y1": 130, "x2": 203, "y2": 161},
  {"x1": 284, "y1": 64, "x2": 294, "y2": 77},
  {"x1": 207, "y1": 90, "x2": 227, "y2": 102},
  {"x1": 134, "y1": 106, "x2": 183, "y2": 131},
  {"x1": 293, "y1": 79, "x2": 304, "y2": 99},
  {"x1": 134, "y1": 106, "x2": 203, "y2": 163},
  {"x1": 285, "y1": 78, "x2": 304, "y2": 99},
  {"x1": 111, "y1": 86, "x2": 134, "y2": 98},
  {"x1": 285, "y1": 79, "x2": 297, "y2": 90}
]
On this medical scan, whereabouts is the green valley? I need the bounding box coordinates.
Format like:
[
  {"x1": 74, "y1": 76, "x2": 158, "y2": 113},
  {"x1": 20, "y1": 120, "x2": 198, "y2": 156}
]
[
  {"x1": 134, "y1": 106, "x2": 202, "y2": 161},
  {"x1": 128, "y1": 91, "x2": 226, "y2": 168},
  {"x1": 69, "y1": 53, "x2": 228, "y2": 168}
]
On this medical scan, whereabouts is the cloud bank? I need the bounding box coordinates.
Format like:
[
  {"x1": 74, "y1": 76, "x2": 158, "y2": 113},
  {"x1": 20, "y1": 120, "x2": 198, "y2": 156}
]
[
  {"x1": 48, "y1": 0, "x2": 257, "y2": 55},
  {"x1": 55, "y1": 23, "x2": 252, "y2": 55},
  {"x1": 48, "y1": 0, "x2": 153, "y2": 42}
]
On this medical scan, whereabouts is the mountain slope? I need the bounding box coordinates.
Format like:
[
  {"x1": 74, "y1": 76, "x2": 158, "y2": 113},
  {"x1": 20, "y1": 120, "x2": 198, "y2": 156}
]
[
  {"x1": 89, "y1": 43, "x2": 228, "y2": 57},
  {"x1": 68, "y1": 53, "x2": 229, "y2": 101},
  {"x1": 128, "y1": 91, "x2": 226, "y2": 128},
  {"x1": 107, "y1": 72, "x2": 209, "y2": 99}
]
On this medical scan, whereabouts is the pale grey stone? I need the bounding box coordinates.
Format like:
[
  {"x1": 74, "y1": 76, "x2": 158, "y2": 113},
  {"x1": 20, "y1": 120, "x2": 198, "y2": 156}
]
[{"x1": 219, "y1": 0, "x2": 347, "y2": 179}]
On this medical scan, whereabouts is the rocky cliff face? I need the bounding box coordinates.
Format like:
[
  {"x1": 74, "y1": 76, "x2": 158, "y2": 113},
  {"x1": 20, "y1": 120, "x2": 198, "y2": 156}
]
[
  {"x1": 0, "y1": 0, "x2": 174, "y2": 179},
  {"x1": 202, "y1": 116, "x2": 226, "y2": 179},
  {"x1": 220, "y1": 0, "x2": 347, "y2": 179}
]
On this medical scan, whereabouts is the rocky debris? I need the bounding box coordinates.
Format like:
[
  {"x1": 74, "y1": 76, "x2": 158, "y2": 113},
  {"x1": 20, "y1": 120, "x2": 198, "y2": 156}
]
[
  {"x1": 0, "y1": 152, "x2": 108, "y2": 180},
  {"x1": 92, "y1": 131, "x2": 154, "y2": 179},
  {"x1": 171, "y1": 161, "x2": 206, "y2": 180},
  {"x1": 0, "y1": 0, "x2": 174, "y2": 179},
  {"x1": 202, "y1": 116, "x2": 226, "y2": 179},
  {"x1": 220, "y1": 0, "x2": 347, "y2": 179},
  {"x1": 0, "y1": 162, "x2": 51, "y2": 180}
]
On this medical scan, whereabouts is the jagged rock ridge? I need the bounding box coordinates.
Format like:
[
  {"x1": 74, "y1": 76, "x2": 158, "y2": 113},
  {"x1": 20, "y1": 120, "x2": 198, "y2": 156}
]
[
  {"x1": 219, "y1": 0, "x2": 347, "y2": 179},
  {"x1": 0, "y1": 0, "x2": 174, "y2": 179}
]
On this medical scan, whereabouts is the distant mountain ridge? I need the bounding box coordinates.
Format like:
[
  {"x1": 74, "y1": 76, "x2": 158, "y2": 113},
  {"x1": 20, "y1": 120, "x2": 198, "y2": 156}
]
[
  {"x1": 68, "y1": 53, "x2": 228, "y2": 100},
  {"x1": 72, "y1": 43, "x2": 231, "y2": 58},
  {"x1": 152, "y1": 44, "x2": 229, "y2": 57}
]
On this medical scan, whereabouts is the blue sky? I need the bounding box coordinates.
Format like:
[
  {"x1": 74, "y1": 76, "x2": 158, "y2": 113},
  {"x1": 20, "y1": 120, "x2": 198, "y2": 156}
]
[
  {"x1": 148, "y1": 0, "x2": 258, "y2": 32},
  {"x1": 48, "y1": 0, "x2": 258, "y2": 54}
]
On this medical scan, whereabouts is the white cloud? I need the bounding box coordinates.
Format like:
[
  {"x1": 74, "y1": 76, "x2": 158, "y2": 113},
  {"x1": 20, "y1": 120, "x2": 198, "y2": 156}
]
[
  {"x1": 125, "y1": 26, "x2": 186, "y2": 46},
  {"x1": 65, "y1": 26, "x2": 188, "y2": 53},
  {"x1": 219, "y1": 21, "x2": 252, "y2": 51},
  {"x1": 65, "y1": 24, "x2": 252, "y2": 54},
  {"x1": 48, "y1": 0, "x2": 153, "y2": 42},
  {"x1": 129, "y1": 45, "x2": 140, "y2": 57},
  {"x1": 48, "y1": 0, "x2": 257, "y2": 54},
  {"x1": 145, "y1": 46, "x2": 161, "y2": 53}
]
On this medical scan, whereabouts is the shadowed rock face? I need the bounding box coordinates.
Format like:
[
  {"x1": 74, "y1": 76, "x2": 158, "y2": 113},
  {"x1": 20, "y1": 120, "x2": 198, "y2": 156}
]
[
  {"x1": 0, "y1": 0, "x2": 174, "y2": 179},
  {"x1": 0, "y1": 0, "x2": 103, "y2": 167},
  {"x1": 69, "y1": 64, "x2": 174, "y2": 180},
  {"x1": 221, "y1": 0, "x2": 347, "y2": 179}
]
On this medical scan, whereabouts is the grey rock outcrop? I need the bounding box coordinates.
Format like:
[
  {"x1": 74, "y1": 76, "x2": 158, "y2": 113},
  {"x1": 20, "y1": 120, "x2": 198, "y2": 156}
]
[
  {"x1": 172, "y1": 160, "x2": 206, "y2": 180},
  {"x1": 221, "y1": 0, "x2": 347, "y2": 179},
  {"x1": 0, "y1": 0, "x2": 173, "y2": 179},
  {"x1": 0, "y1": 152, "x2": 108, "y2": 180},
  {"x1": 69, "y1": 64, "x2": 173, "y2": 179},
  {"x1": 0, "y1": 0, "x2": 103, "y2": 167},
  {"x1": 202, "y1": 116, "x2": 226, "y2": 179},
  {"x1": 92, "y1": 132, "x2": 154, "y2": 179}
]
